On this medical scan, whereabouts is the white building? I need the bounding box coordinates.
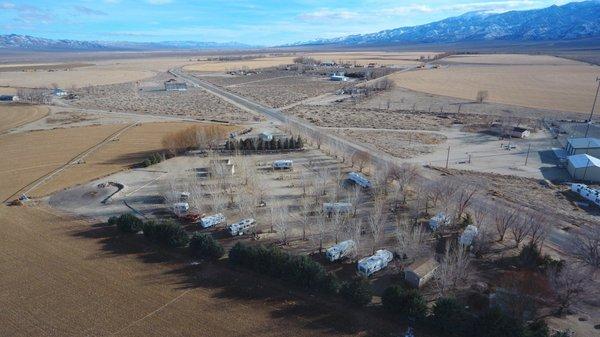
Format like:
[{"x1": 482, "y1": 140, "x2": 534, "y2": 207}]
[
  {"x1": 348, "y1": 172, "x2": 372, "y2": 188},
  {"x1": 566, "y1": 154, "x2": 600, "y2": 182},
  {"x1": 570, "y1": 183, "x2": 600, "y2": 207},
  {"x1": 357, "y1": 249, "x2": 393, "y2": 277},
  {"x1": 565, "y1": 138, "x2": 600, "y2": 157},
  {"x1": 326, "y1": 240, "x2": 356, "y2": 262},
  {"x1": 330, "y1": 72, "x2": 348, "y2": 81}
]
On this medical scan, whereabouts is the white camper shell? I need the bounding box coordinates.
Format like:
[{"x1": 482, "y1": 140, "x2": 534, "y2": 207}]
[
  {"x1": 172, "y1": 202, "x2": 189, "y2": 216},
  {"x1": 429, "y1": 212, "x2": 451, "y2": 231},
  {"x1": 357, "y1": 249, "x2": 394, "y2": 277},
  {"x1": 228, "y1": 218, "x2": 256, "y2": 236},
  {"x1": 199, "y1": 213, "x2": 226, "y2": 229},
  {"x1": 348, "y1": 172, "x2": 372, "y2": 188},
  {"x1": 571, "y1": 183, "x2": 600, "y2": 207},
  {"x1": 326, "y1": 240, "x2": 356, "y2": 262},
  {"x1": 459, "y1": 225, "x2": 479, "y2": 246},
  {"x1": 273, "y1": 160, "x2": 293, "y2": 170},
  {"x1": 323, "y1": 202, "x2": 352, "y2": 215}
]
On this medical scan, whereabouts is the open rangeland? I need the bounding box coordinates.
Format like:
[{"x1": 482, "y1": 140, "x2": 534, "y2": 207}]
[
  {"x1": 0, "y1": 205, "x2": 395, "y2": 337},
  {"x1": 0, "y1": 104, "x2": 49, "y2": 133},
  {"x1": 389, "y1": 54, "x2": 600, "y2": 114}
]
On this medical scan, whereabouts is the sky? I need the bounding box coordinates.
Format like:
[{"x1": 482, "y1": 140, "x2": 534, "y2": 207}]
[{"x1": 0, "y1": 0, "x2": 574, "y2": 45}]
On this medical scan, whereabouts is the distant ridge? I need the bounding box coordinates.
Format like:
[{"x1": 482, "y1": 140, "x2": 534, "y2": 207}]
[
  {"x1": 288, "y1": 1, "x2": 600, "y2": 46},
  {"x1": 0, "y1": 34, "x2": 256, "y2": 51}
]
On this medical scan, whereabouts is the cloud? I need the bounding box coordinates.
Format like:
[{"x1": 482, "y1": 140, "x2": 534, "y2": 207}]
[
  {"x1": 2, "y1": 3, "x2": 54, "y2": 24},
  {"x1": 0, "y1": 2, "x2": 16, "y2": 9},
  {"x1": 147, "y1": 0, "x2": 173, "y2": 4},
  {"x1": 298, "y1": 8, "x2": 359, "y2": 21},
  {"x1": 73, "y1": 5, "x2": 107, "y2": 16}
]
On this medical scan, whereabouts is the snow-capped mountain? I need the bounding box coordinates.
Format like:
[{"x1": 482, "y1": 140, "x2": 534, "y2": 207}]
[
  {"x1": 0, "y1": 34, "x2": 106, "y2": 50},
  {"x1": 291, "y1": 1, "x2": 600, "y2": 46}
]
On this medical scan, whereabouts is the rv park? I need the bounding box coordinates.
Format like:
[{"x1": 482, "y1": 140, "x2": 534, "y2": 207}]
[{"x1": 1, "y1": 49, "x2": 600, "y2": 337}]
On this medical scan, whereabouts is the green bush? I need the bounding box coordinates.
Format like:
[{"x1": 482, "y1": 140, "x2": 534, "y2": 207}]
[
  {"x1": 382, "y1": 286, "x2": 427, "y2": 320},
  {"x1": 143, "y1": 220, "x2": 189, "y2": 248},
  {"x1": 190, "y1": 233, "x2": 224, "y2": 260},
  {"x1": 110, "y1": 213, "x2": 143, "y2": 233},
  {"x1": 471, "y1": 308, "x2": 524, "y2": 337},
  {"x1": 340, "y1": 277, "x2": 372, "y2": 306},
  {"x1": 430, "y1": 297, "x2": 473, "y2": 337},
  {"x1": 140, "y1": 152, "x2": 163, "y2": 167},
  {"x1": 228, "y1": 242, "x2": 336, "y2": 293}
]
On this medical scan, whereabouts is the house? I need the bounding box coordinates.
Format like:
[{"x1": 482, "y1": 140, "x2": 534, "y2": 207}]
[
  {"x1": 357, "y1": 249, "x2": 393, "y2": 277},
  {"x1": 404, "y1": 257, "x2": 440, "y2": 288},
  {"x1": 330, "y1": 72, "x2": 348, "y2": 82},
  {"x1": 258, "y1": 131, "x2": 273, "y2": 142},
  {"x1": 490, "y1": 123, "x2": 531, "y2": 138},
  {"x1": 164, "y1": 79, "x2": 187, "y2": 92},
  {"x1": 326, "y1": 240, "x2": 356, "y2": 262},
  {"x1": 566, "y1": 154, "x2": 600, "y2": 182},
  {"x1": 565, "y1": 137, "x2": 600, "y2": 157}
]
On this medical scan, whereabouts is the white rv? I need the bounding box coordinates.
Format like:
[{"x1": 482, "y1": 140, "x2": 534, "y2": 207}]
[
  {"x1": 323, "y1": 202, "x2": 352, "y2": 215},
  {"x1": 429, "y1": 212, "x2": 451, "y2": 231},
  {"x1": 199, "y1": 213, "x2": 226, "y2": 229},
  {"x1": 326, "y1": 240, "x2": 356, "y2": 262},
  {"x1": 172, "y1": 202, "x2": 189, "y2": 216},
  {"x1": 348, "y1": 172, "x2": 372, "y2": 188},
  {"x1": 357, "y1": 250, "x2": 394, "y2": 277},
  {"x1": 228, "y1": 218, "x2": 256, "y2": 236},
  {"x1": 571, "y1": 183, "x2": 600, "y2": 207},
  {"x1": 273, "y1": 160, "x2": 293, "y2": 170},
  {"x1": 459, "y1": 225, "x2": 479, "y2": 246}
]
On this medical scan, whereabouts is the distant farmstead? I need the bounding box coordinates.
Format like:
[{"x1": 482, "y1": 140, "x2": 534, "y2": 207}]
[{"x1": 164, "y1": 79, "x2": 187, "y2": 92}]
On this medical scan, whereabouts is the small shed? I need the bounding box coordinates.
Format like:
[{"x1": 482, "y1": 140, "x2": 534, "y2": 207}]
[
  {"x1": 164, "y1": 79, "x2": 188, "y2": 92},
  {"x1": 404, "y1": 257, "x2": 440, "y2": 288},
  {"x1": 567, "y1": 154, "x2": 600, "y2": 182}
]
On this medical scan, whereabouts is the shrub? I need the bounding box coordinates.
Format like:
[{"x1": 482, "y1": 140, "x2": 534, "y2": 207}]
[
  {"x1": 472, "y1": 308, "x2": 524, "y2": 337},
  {"x1": 382, "y1": 286, "x2": 427, "y2": 320},
  {"x1": 340, "y1": 277, "x2": 372, "y2": 306},
  {"x1": 431, "y1": 297, "x2": 473, "y2": 337},
  {"x1": 189, "y1": 233, "x2": 224, "y2": 260},
  {"x1": 143, "y1": 220, "x2": 189, "y2": 248},
  {"x1": 111, "y1": 214, "x2": 143, "y2": 233}
]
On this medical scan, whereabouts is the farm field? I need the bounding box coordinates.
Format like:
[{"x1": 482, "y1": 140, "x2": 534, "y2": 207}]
[
  {"x1": 0, "y1": 205, "x2": 385, "y2": 337},
  {"x1": 390, "y1": 54, "x2": 600, "y2": 113},
  {"x1": 0, "y1": 105, "x2": 49, "y2": 133}
]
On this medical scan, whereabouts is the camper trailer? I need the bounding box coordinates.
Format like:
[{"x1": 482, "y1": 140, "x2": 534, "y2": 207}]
[
  {"x1": 172, "y1": 202, "x2": 190, "y2": 216},
  {"x1": 272, "y1": 160, "x2": 293, "y2": 170},
  {"x1": 228, "y1": 218, "x2": 256, "y2": 236},
  {"x1": 459, "y1": 225, "x2": 479, "y2": 246},
  {"x1": 199, "y1": 213, "x2": 226, "y2": 229},
  {"x1": 326, "y1": 240, "x2": 356, "y2": 262},
  {"x1": 357, "y1": 249, "x2": 393, "y2": 277},
  {"x1": 571, "y1": 183, "x2": 600, "y2": 207},
  {"x1": 323, "y1": 202, "x2": 352, "y2": 215},
  {"x1": 348, "y1": 172, "x2": 372, "y2": 188},
  {"x1": 429, "y1": 212, "x2": 451, "y2": 231}
]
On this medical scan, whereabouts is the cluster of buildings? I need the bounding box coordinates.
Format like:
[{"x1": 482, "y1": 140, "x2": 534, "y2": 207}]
[{"x1": 565, "y1": 137, "x2": 600, "y2": 182}]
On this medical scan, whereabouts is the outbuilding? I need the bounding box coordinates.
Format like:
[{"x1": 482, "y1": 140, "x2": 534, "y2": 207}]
[
  {"x1": 404, "y1": 257, "x2": 440, "y2": 288},
  {"x1": 565, "y1": 138, "x2": 600, "y2": 157},
  {"x1": 164, "y1": 79, "x2": 187, "y2": 91},
  {"x1": 566, "y1": 154, "x2": 600, "y2": 182}
]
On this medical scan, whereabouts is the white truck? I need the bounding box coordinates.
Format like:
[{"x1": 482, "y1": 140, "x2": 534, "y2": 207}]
[
  {"x1": 272, "y1": 160, "x2": 293, "y2": 170},
  {"x1": 326, "y1": 240, "x2": 356, "y2": 262},
  {"x1": 459, "y1": 225, "x2": 479, "y2": 246},
  {"x1": 228, "y1": 218, "x2": 256, "y2": 236},
  {"x1": 199, "y1": 213, "x2": 226, "y2": 229},
  {"x1": 323, "y1": 202, "x2": 352, "y2": 215},
  {"x1": 348, "y1": 172, "x2": 372, "y2": 188},
  {"x1": 357, "y1": 249, "x2": 394, "y2": 277},
  {"x1": 428, "y1": 212, "x2": 451, "y2": 231}
]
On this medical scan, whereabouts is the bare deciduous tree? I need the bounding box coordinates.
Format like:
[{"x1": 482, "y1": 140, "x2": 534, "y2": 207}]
[
  {"x1": 476, "y1": 90, "x2": 489, "y2": 103},
  {"x1": 493, "y1": 206, "x2": 517, "y2": 242},
  {"x1": 311, "y1": 209, "x2": 328, "y2": 253},
  {"x1": 510, "y1": 212, "x2": 532, "y2": 248},
  {"x1": 569, "y1": 226, "x2": 600, "y2": 270},
  {"x1": 368, "y1": 196, "x2": 386, "y2": 254},
  {"x1": 548, "y1": 264, "x2": 592, "y2": 315},
  {"x1": 436, "y1": 244, "x2": 471, "y2": 297},
  {"x1": 352, "y1": 151, "x2": 371, "y2": 173},
  {"x1": 395, "y1": 221, "x2": 430, "y2": 261}
]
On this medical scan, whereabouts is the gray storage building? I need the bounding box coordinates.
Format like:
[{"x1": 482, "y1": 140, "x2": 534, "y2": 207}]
[
  {"x1": 565, "y1": 138, "x2": 600, "y2": 157},
  {"x1": 566, "y1": 154, "x2": 600, "y2": 182}
]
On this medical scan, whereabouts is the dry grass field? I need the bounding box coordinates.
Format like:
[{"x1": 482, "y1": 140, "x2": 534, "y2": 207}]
[
  {"x1": 441, "y1": 53, "x2": 582, "y2": 65},
  {"x1": 391, "y1": 54, "x2": 600, "y2": 113},
  {"x1": 0, "y1": 205, "x2": 385, "y2": 337},
  {"x1": 0, "y1": 105, "x2": 49, "y2": 133}
]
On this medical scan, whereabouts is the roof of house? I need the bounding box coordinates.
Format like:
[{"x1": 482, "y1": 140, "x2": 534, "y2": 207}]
[
  {"x1": 567, "y1": 153, "x2": 600, "y2": 169},
  {"x1": 567, "y1": 138, "x2": 600, "y2": 149},
  {"x1": 405, "y1": 257, "x2": 439, "y2": 277}
]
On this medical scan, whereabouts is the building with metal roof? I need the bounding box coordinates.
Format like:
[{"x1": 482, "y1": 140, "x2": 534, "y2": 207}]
[
  {"x1": 566, "y1": 154, "x2": 600, "y2": 182},
  {"x1": 565, "y1": 138, "x2": 600, "y2": 157}
]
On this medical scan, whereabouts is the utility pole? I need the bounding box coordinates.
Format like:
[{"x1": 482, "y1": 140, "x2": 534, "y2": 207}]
[
  {"x1": 445, "y1": 146, "x2": 450, "y2": 169},
  {"x1": 584, "y1": 77, "x2": 600, "y2": 138},
  {"x1": 524, "y1": 144, "x2": 531, "y2": 166}
]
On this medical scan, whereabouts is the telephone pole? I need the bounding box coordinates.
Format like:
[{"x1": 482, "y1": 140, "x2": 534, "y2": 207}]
[
  {"x1": 524, "y1": 144, "x2": 531, "y2": 166},
  {"x1": 445, "y1": 146, "x2": 450, "y2": 169},
  {"x1": 584, "y1": 77, "x2": 600, "y2": 138}
]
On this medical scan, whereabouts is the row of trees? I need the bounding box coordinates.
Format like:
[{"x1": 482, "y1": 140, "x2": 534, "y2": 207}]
[
  {"x1": 161, "y1": 124, "x2": 231, "y2": 155},
  {"x1": 224, "y1": 136, "x2": 304, "y2": 152}
]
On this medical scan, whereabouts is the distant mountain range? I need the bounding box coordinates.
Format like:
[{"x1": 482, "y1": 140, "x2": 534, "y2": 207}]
[
  {"x1": 290, "y1": 1, "x2": 600, "y2": 46},
  {"x1": 0, "y1": 34, "x2": 254, "y2": 51}
]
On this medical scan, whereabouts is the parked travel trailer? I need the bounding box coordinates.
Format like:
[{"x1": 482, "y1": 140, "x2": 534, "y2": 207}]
[
  {"x1": 272, "y1": 160, "x2": 293, "y2": 170},
  {"x1": 357, "y1": 249, "x2": 394, "y2": 277},
  {"x1": 429, "y1": 212, "x2": 451, "y2": 231},
  {"x1": 172, "y1": 202, "x2": 190, "y2": 216},
  {"x1": 571, "y1": 183, "x2": 600, "y2": 207},
  {"x1": 326, "y1": 240, "x2": 356, "y2": 262},
  {"x1": 323, "y1": 202, "x2": 352, "y2": 215},
  {"x1": 228, "y1": 218, "x2": 256, "y2": 236},
  {"x1": 179, "y1": 192, "x2": 190, "y2": 202},
  {"x1": 459, "y1": 225, "x2": 479, "y2": 246},
  {"x1": 199, "y1": 213, "x2": 226, "y2": 229},
  {"x1": 348, "y1": 172, "x2": 372, "y2": 188}
]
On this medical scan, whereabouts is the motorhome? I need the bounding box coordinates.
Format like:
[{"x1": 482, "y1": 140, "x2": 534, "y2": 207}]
[
  {"x1": 199, "y1": 213, "x2": 226, "y2": 229},
  {"x1": 228, "y1": 218, "x2": 256, "y2": 236},
  {"x1": 272, "y1": 160, "x2": 293, "y2": 170},
  {"x1": 326, "y1": 240, "x2": 356, "y2": 262},
  {"x1": 357, "y1": 250, "x2": 394, "y2": 277}
]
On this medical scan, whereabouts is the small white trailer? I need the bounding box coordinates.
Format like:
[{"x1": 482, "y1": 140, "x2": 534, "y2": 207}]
[
  {"x1": 459, "y1": 225, "x2": 478, "y2": 246},
  {"x1": 357, "y1": 249, "x2": 393, "y2": 277},
  {"x1": 571, "y1": 183, "x2": 600, "y2": 207},
  {"x1": 429, "y1": 212, "x2": 451, "y2": 231},
  {"x1": 348, "y1": 172, "x2": 372, "y2": 188},
  {"x1": 199, "y1": 213, "x2": 226, "y2": 229},
  {"x1": 228, "y1": 218, "x2": 256, "y2": 236},
  {"x1": 326, "y1": 240, "x2": 356, "y2": 262},
  {"x1": 323, "y1": 202, "x2": 352, "y2": 215},
  {"x1": 172, "y1": 202, "x2": 189, "y2": 216},
  {"x1": 273, "y1": 160, "x2": 293, "y2": 170}
]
